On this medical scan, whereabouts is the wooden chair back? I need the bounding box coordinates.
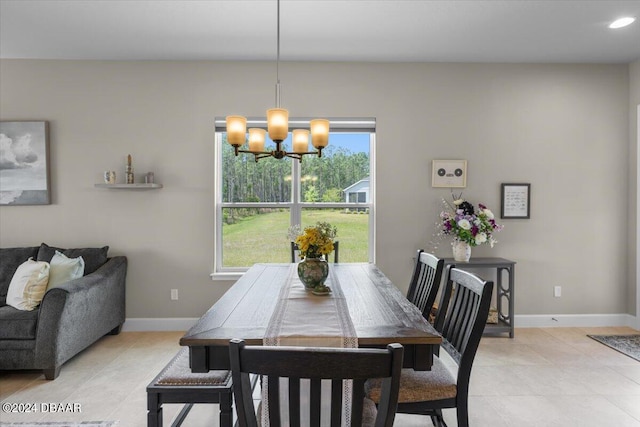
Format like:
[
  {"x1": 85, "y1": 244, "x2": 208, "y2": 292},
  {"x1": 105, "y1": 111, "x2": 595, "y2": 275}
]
[
  {"x1": 405, "y1": 250, "x2": 445, "y2": 321},
  {"x1": 230, "y1": 339, "x2": 403, "y2": 427},
  {"x1": 435, "y1": 267, "x2": 493, "y2": 395},
  {"x1": 291, "y1": 241, "x2": 339, "y2": 263}
]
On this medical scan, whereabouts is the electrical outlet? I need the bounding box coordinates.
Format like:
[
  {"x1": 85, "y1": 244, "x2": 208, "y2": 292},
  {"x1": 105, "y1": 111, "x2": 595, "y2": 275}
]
[
  {"x1": 171, "y1": 289, "x2": 179, "y2": 300},
  {"x1": 554, "y1": 286, "x2": 561, "y2": 297}
]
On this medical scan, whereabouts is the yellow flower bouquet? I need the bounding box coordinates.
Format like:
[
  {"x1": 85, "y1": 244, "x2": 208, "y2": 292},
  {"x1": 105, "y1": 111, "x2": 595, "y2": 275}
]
[{"x1": 288, "y1": 222, "x2": 337, "y2": 260}]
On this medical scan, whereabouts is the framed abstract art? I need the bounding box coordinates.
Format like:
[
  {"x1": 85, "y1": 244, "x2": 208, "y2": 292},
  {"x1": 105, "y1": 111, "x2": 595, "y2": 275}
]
[{"x1": 0, "y1": 121, "x2": 51, "y2": 205}]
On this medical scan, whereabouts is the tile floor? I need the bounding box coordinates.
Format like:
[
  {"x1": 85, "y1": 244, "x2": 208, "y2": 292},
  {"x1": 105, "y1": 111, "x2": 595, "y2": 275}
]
[{"x1": 1, "y1": 327, "x2": 639, "y2": 426}]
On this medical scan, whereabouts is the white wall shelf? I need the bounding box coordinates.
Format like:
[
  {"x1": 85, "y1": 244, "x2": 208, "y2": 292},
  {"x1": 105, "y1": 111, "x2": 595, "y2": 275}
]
[{"x1": 95, "y1": 183, "x2": 163, "y2": 189}]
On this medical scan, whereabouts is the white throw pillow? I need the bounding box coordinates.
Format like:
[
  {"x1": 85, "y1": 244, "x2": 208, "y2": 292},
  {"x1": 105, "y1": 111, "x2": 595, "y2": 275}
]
[
  {"x1": 47, "y1": 250, "x2": 85, "y2": 289},
  {"x1": 6, "y1": 258, "x2": 50, "y2": 311}
]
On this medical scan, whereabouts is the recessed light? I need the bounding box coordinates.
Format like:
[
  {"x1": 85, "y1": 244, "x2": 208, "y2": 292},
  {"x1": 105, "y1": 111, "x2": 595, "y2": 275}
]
[{"x1": 609, "y1": 17, "x2": 636, "y2": 29}]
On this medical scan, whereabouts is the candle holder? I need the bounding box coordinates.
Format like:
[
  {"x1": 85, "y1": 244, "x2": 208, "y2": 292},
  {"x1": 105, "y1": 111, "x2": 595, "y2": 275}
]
[{"x1": 125, "y1": 154, "x2": 134, "y2": 184}]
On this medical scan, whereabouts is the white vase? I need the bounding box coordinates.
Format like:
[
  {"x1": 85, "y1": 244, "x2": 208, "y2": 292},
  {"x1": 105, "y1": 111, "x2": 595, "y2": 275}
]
[{"x1": 452, "y1": 240, "x2": 471, "y2": 262}]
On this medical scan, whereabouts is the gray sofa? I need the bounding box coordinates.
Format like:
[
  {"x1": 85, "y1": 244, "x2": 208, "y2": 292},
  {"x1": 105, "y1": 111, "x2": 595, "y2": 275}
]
[{"x1": 0, "y1": 243, "x2": 127, "y2": 380}]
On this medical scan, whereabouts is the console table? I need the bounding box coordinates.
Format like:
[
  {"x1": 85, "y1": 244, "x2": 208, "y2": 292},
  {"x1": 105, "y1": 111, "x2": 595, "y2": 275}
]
[{"x1": 443, "y1": 257, "x2": 516, "y2": 338}]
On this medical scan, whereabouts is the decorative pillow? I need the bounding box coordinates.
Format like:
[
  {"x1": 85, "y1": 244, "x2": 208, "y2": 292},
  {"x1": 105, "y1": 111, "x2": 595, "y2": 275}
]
[
  {"x1": 6, "y1": 258, "x2": 50, "y2": 311},
  {"x1": 0, "y1": 246, "x2": 40, "y2": 305},
  {"x1": 47, "y1": 250, "x2": 85, "y2": 289},
  {"x1": 37, "y1": 243, "x2": 108, "y2": 275}
]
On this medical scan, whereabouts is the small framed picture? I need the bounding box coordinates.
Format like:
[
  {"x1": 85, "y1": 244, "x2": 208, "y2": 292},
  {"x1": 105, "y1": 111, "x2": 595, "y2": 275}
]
[
  {"x1": 432, "y1": 160, "x2": 467, "y2": 188},
  {"x1": 501, "y1": 183, "x2": 530, "y2": 219}
]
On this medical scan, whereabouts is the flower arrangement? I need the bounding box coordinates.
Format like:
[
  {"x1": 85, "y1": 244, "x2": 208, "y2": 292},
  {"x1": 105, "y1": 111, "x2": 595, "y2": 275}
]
[
  {"x1": 288, "y1": 222, "x2": 337, "y2": 260},
  {"x1": 439, "y1": 195, "x2": 503, "y2": 247}
]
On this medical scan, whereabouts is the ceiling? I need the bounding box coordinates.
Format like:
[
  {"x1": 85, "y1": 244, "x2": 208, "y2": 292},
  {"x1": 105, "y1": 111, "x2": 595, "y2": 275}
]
[{"x1": 1, "y1": 0, "x2": 639, "y2": 64}]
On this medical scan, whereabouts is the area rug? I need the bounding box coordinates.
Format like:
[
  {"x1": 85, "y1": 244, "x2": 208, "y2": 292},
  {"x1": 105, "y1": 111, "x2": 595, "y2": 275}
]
[
  {"x1": 0, "y1": 422, "x2": 117, "y2": 427},
  {"x1": 587, "y1": 334, "x2": 640, "y2": 362}
]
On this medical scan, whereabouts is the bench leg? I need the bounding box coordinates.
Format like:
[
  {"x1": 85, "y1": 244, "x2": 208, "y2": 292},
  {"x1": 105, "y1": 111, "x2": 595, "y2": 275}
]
[
  {"x1": 147, "y1": 392, "x2": 162, "y2": 427},
  {"x1": 220, "y1": 392, "x2": 233, "y2": 427}
]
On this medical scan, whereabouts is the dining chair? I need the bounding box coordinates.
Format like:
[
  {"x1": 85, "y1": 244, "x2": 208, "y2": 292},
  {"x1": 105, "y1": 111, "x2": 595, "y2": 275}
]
[
  {"x1": 230, "y1": 339, "x2": 404, "y2": 427},
  {"x1": 405, "y1": 250, "x2": 445, "y2": 324},
  {"x1": 366, "y1": 268, "x2": 493, "y2": 427},
  {"x1": 291, "y1": 241, "x2": 339, "y2": 263}
]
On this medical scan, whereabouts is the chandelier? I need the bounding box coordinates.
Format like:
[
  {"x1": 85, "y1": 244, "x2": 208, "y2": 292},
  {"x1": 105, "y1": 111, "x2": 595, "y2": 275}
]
[{"x1": 225, "y1": 0, "x2": 329, "y2": 162}]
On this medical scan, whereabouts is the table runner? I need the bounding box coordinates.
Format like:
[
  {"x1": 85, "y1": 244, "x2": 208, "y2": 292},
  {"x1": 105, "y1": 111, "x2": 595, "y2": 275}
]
[{"x1": 262, "y1": 265, "x2": 357, "y2": 426}]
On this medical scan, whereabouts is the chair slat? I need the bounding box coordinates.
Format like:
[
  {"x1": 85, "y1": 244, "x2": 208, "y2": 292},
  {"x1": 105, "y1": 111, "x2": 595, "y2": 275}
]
[
  {"x1": 449, "y1": 286, "x2": 471, "y2": 351},
  {"x1": 350, "y1": 379, "x2": 365, "y2": 427},
  {"x1": 289, "y1": 377, "x2": 301, "y2": 427},
  {"x1": 267, "y1": 376, "x2": 281, "y2": 426},
  {"x1": 330, "y1": 379, "x2": 343, "y2": 427},
  {"x1": 310, "y1": 378, "x2": 321, "y2": 427}
]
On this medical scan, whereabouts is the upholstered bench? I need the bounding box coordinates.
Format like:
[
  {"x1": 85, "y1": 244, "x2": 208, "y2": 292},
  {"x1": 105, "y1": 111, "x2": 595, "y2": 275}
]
[{"x1": 147, "y1": 347, "x2": 233, "y2": 427}]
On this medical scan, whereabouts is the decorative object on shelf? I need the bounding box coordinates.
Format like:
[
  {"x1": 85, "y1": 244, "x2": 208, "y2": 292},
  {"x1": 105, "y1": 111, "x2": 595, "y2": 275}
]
[
  {"x1": 103, "y1": 171, "x2": 116, "y2": 184},
  {"x1": 438, "y1": 193, "x2": 503, "y2": 261},
  {"x1": 288, "y1": 222, "x2": 337, "y2": 290},
  {"x1": 432, "y1": 159, "x2": 467, "y2": 188},
  {"x1": 501, "y1": 183, "x2": 531, "y2": 219},
  {"x1": 125, "y1": 154, "x2": 134, "y2": 184},
  {"x1": 225, "y1": 0, "x2": 329, "y2": 162},
  {"x1": 144, "y1": 172, "x2": 154, "y2": 184},
  {"x1": 0, "y1": 121, "x2": 51, "y2": 205}
]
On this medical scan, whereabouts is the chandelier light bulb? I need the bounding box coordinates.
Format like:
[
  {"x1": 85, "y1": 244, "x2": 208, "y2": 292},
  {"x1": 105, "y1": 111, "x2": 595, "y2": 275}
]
[
  {"x1": 292, "y1": 129, "x2": 310, "y2": 153},
  {"x1": 248, "y1": 128, "x2": 266, "y2": 152},
  {"x1": 310, "y1": 119, "x2": 330, "y2": 149},
  {"x1": 609, "y1": 17, "x2": 636, "y2": 29},
  {"x1": 226, "y1": 116, "x2": 247, "y2": 146}
]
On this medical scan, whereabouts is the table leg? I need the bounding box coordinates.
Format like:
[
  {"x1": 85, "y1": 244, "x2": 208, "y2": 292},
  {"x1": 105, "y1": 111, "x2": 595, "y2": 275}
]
[
  {"x1": 189, "y1": 346, "x2": 209, "y2": 373},
  {"x1": 509, "y1": 267, "x2": 515, "y2": 338},
  {"x1": 496, "y1": 267, "x2": 514, "y2": 338}
]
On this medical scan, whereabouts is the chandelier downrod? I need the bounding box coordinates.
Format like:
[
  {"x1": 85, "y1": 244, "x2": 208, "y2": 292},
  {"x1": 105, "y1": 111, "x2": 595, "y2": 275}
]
[{"x1": 276, "y1": 0, "x2": 281, "y2": 108}]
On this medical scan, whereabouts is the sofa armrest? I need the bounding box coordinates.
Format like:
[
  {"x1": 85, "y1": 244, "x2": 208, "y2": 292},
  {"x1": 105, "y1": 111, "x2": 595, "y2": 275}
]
[{"x1": 34, "y1": 256, "x2": 127, "y2": 371}]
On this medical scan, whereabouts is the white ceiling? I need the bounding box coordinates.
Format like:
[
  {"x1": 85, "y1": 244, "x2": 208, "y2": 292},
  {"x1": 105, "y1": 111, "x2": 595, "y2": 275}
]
[{"x1": 1, "y1": 0, "x2": 639, "y2": 64}]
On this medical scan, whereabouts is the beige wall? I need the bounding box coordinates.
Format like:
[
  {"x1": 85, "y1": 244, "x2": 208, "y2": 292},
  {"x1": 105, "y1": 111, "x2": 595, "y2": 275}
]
[
  {"x1": 630, "y1": 59, "x2": 640, "y2": 317},
  {"x1": 0, "y1": 59, "x2": 632, "y2": 320}
]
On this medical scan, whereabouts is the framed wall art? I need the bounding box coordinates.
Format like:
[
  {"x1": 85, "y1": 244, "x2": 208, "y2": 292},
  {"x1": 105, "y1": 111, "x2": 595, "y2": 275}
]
[
  {"x1": 0, "y1": 121, "x2": 51, "y2": 205},
  {"x1": 501, "y1": 183, "x2": 530, "y2": 219},
  {"x1": 432, "y1": 159, "x2": 467, "y2": 188}
]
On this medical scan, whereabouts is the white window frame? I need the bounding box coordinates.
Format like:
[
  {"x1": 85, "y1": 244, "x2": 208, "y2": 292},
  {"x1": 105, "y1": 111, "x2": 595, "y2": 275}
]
[{"x1": 212, "y1": 118, "x2": 376, "y2": 280}]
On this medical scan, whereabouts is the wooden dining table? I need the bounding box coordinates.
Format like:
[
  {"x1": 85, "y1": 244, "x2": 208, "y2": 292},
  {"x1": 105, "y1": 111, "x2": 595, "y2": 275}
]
[{"x1": 180, "y1": 263, "x2": 442, "y2": 373}]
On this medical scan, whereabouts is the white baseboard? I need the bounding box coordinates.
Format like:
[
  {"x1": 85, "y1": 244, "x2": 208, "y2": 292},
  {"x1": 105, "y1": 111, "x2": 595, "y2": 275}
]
[
  {"x1": 121, "y1": 314, "x2": 638, "y2": 332},
  {"x1": 122, "y1": 318, "x2": 199, "y2": 331},
  {"x1": 515, "y1": 314, "x2": 637, "y2": 329}
]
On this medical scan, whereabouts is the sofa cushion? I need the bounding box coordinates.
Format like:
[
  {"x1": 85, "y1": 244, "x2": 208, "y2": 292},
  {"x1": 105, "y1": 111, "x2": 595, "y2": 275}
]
[
  {"x1": 47, "y1": 251, "x2": 85, "y2": 289},
  {"x1": 6, "y1": 259, "x2": 50, "y2": 311},
  {"x1": 37, "y1": 243, "x2": 109, "y2": 275},
  {"x1": 0, "y1": 304, "x2": 39, "y2": 339},
  {"x1": 0, "y1": 246, "x2": 39, "y2": 305}
]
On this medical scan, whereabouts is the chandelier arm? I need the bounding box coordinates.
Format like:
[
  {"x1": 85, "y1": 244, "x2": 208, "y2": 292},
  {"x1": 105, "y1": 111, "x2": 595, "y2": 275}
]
[
  {"x1": 254, "y1": 153, "x2": 274, "y2": 162},
  {"x1": 285, "y1": 153, "x2": 302, "y2": 161},
  {"x1": 235, "y1": 148, "x2": 271, "y2": 156}
]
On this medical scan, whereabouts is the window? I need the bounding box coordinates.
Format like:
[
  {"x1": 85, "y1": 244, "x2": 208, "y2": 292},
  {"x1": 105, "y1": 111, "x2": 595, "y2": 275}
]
[{"x1": 214, "y1": 118, "x2": 376, "y2": 277}]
